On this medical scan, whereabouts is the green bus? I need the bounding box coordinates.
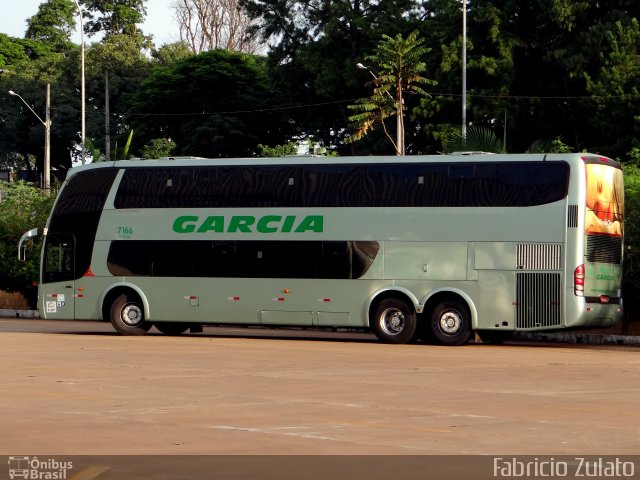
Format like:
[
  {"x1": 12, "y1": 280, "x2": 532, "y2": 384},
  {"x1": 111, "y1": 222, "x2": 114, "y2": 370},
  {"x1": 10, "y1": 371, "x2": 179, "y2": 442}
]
[{"x1": 19, "y1": 153, "x2": 624, "y2": 345}]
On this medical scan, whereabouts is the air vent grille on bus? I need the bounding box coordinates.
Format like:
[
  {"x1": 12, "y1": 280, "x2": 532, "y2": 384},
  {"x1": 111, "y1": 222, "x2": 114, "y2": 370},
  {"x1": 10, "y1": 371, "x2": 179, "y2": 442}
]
[
  {"x1": 517, "y1": 244, "x2": 562, "y2": 270},
  {"x1": 567, "y1": 205, "x2": 578, "y2": 228},
  {"x1": 586, "y1": 234, "x2": 622, "y2": 264},
  {"x1": 516, "y1": 273, "x2": 562, "y2": 329}
]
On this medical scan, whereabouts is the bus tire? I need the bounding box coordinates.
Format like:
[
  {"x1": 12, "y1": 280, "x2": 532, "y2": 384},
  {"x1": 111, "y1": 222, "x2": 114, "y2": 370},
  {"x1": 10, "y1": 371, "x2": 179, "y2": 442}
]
[
  {"x1": 371, "y1": 297, "x2": 417, "y2": 344},
  {"x1": 429, "y1": 299, "x2": 471, "y2": 346},
  {"x1": 154, "y1": 322, "x2": 189, "y2": 336},
  {"x1": 109, "y1": 293, "x2": 152, "y2": 336},
  {"x1": 476, "y1": 330, "x2": 513, "y2": 344}
]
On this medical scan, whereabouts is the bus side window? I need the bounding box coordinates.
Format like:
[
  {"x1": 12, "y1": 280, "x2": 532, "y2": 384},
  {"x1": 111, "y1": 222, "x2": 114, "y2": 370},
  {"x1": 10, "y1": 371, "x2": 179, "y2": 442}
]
[
  {"x1": 496, "y1": 163, "x2": 569, "y2": 206},
  {"x1": 44, "y1": 236, "x2": 74, "y2": 282},
  {"x1": 298, "y1": 165, "x2": 363, "y2": 207},
  {"x1": 363, "y1": 164, "x2": 425, "y2": 207}
]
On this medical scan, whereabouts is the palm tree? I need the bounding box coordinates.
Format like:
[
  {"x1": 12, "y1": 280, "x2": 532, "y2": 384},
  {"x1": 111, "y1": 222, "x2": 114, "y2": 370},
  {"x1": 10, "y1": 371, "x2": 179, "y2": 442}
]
[
  {"x1": 348, "y1": 31, "x2": 436, "y2": 155},
  {"x1": 442, "y1": 125, "x2": 573, "y2": 154}
]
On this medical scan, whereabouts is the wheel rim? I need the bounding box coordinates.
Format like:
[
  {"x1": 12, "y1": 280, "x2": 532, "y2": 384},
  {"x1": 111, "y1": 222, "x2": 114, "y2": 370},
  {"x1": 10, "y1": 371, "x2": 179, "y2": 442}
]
[
  {"x1": 379, "y1": 307, "x2": 405, "y2": 336},
  {"x1": 121, "y1": 303, "x2": 143, "y2": 326},
  {"x1": 438, "y1": 309, "x2": 463, "y2": 335}
]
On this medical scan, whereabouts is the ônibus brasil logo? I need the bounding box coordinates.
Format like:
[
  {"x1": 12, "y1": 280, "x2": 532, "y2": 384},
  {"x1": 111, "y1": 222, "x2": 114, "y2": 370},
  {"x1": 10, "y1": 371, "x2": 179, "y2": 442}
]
[
  {"x1": 8, "y1": 456, "x2": 73, "y2": 479},
  {"x1": 173, "y1": 215, "x2": 324, "y2": 234}
]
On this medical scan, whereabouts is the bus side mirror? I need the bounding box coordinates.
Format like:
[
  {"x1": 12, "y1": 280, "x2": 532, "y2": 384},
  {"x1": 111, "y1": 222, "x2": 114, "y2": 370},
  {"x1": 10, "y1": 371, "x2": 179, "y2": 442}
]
[{"x1": 18, "y1": 228, "x2": 46, "y2": 261}]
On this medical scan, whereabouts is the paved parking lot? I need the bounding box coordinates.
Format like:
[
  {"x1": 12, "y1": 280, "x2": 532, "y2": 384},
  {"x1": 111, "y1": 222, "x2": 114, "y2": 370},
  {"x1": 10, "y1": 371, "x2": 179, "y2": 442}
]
[{"x1": 1, "y1": 318, "x2": 639, "y2": 460}]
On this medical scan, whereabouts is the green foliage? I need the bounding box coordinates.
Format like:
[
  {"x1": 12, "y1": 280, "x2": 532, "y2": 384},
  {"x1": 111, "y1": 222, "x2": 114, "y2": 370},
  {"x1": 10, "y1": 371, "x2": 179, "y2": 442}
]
[
  {"x1": 0, "y1": 34, "x2": 57, "y2": 68},
  {"x1": 526, "y1": 137, "x2": 573, "y2": 154},
  {"x1": 241, "y1": 0, "x2": 422, "y2": 152},
  {"x1": 621, "y1": 148, "x2": 640, "y2": 325},
  {"x1": 1, "y1": 50, "x2": 73, "y2": 174},
  {"x1": 257, "y1": 143, "x2": 298, "y2": 157},
  {"x1": 151, "y1": 42, "x2": 194, "y2": 66},
  {"x1": 128, "y1": 49, "x2": 290, "y2": 157},
  {"x1": 0, "y1": 181, "x2": 55, "y2": 307},
  {"x1": 141, "y1": 138, "x2": 177, "y2": 158},
  {"x1": 25, "y1": 0, "x2": 76, "y2": 50},
  {"x1": 583, "y1": 18, "x2": 640, "y2": 157},
  {"x1": 110, "y1": 130, "x2": 135, "y2": 161},
  {"x1": 84, "y1": 138, "x2": 106, "y2": 162},
  {"x1": 80, "y1": 0, "x2": 147, "y2": 37},
  {"x1": 83, "y1": 34, "x2": 151, "y2": 163},
  {"x1": 442, "y1": 125, "x2": 504, "y2": 154},
  {"x1": 122, "y1": 129, "x2": 134, "y2": 159},
  {"x1": 442, "y1": 128, "x2": 573, "y2": 154}
]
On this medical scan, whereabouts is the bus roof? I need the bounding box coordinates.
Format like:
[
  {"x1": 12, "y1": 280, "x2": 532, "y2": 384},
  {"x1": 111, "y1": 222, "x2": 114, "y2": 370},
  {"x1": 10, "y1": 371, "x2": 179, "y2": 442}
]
[{"x1": 65, "y1": 153, "x2": 617, "y2": 175}]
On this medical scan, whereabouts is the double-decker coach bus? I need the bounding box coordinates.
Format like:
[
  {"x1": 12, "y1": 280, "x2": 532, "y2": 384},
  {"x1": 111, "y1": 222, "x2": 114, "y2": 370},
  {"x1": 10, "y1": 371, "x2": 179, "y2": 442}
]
[{"x1": 18, "y1": 153, "x2": 624, "y2": 345}]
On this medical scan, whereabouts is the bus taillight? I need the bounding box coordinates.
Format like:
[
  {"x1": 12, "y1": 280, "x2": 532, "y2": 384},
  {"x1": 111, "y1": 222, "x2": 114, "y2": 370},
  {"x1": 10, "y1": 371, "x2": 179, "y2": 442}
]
[{"x1": 574, "y1": 264, "x2": 585, "y2": 296}]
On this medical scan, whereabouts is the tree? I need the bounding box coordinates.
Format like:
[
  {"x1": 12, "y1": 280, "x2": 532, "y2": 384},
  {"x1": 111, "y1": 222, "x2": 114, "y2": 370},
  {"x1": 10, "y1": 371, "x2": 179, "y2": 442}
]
[
  {"x1": 151, "y1": 41, "x2": 194, "y2": 66},
  {"x1": 461, "y1": 0, "x2": 640, "y2": 157},
  {"x1": 25, "y1": 0, "x2": 76, "y2": 51},
  {"x1": 140, "y1": 138, "x2": 177, "y2": 158},
  {"x1": 240, "y1": 0, "x2": 422, "y2": 153},
  {"x1": 0, "y1": 181, "x2": 56, "y2": 308},
  {"x1": 84, "y1": 34, "x2": 152, "y2": 161},
  {"x1": 80, "y1": 0, "x2": 147, "y2": 37},
  {"x1": 441, "y1": 125, "x2": 504, "y2": 154},
  {"x1": 0, "y1": 39, "x2": 77, "y2": 174},
  {"x1": 380, "y1": 0, "x2": 640, "y2": 156},
  {"x1": 257, "y1": 143, "x2": 297, "y2": 157},
  {"x1": 0, "y1": 34, "x2": 55, "y2": 68},
  {"x1": 440, "y1": 126, "x2": 573, "y2": 154},
  {"x1": 622, "y1": 148, "x2": 640, "y2": 330},
  {"x1": 173, "y1": 0, "x2": 261, "y2": 53},
  {"x1": 348, "y1": 31, "x2": 436, "y2": 155},
  {"x1": 584, "y1": 19, "x2": 640, "y2": 157},
  {"x1": 128, "y1": 49, "x2": 291, "y2": 157}
]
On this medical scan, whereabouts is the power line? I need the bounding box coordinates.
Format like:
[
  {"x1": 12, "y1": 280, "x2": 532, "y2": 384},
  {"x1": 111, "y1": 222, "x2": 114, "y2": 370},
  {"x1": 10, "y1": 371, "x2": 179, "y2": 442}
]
[
  {"x1": 50, "y1": 98, "x2": 356, "y2": 117},
  {"x1": 48, "y1": 91, "x2": 639, "y2": 118}
]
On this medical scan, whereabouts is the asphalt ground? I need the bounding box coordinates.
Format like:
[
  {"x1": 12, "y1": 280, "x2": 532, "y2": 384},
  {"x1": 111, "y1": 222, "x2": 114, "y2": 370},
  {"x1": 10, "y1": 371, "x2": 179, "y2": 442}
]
[{"x1": 1, "y1": 317, "x2": 639, "y2": 479}]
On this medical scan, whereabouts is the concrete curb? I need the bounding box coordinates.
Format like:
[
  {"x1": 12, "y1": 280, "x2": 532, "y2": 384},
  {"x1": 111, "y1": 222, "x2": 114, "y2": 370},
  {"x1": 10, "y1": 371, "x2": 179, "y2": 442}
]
[
  {"x1": 0, "y1": 309, "x2": 39, "y2": 319},
  {"x1": 514, "y1": 332, "x2": 640, "y2": 346}
]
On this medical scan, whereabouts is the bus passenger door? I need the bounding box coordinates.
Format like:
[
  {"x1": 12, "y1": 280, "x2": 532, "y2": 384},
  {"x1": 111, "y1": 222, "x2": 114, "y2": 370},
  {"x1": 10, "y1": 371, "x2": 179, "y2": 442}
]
[{"x1": 42, "y1": 234, "x2": 76, "y2": 319}]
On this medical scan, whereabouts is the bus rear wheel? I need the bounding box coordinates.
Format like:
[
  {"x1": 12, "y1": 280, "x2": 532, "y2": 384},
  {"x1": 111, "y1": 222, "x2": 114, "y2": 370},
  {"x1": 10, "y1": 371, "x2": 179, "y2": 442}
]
[
  {"x1": 109, "y1": 293, "x2": 152, "y2": 336},
  {"x1": 154, "y1": 322, "x2": 190, "y2": 336},
  {"x1": 371, "y1": 297, "x2": 417, "y2": 344},
  {"x1": 429, "y1": 299, "x2": 471, "y2": 346}
]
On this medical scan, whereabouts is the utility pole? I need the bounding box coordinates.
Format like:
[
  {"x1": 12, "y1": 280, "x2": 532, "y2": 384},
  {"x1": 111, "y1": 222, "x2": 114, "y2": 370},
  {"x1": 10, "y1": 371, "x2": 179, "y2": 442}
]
[
  {"x1": 73, "y1": 0, "x2": 86, "y2": 164},
  {"x1": 462, "y1": 0, "x2": 467, "y2": 138},
  {"x1": 105, "y1": 72, "x2": 111, "y2": 161},
  {"x1": 44, "y1": 83, "x2": 51, "y2": 191}
]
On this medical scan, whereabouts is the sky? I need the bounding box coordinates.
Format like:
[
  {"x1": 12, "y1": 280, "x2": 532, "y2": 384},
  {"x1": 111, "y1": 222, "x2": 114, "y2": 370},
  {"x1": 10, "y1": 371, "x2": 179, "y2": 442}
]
[{"x1": 0, "y1": 0, "x2": 180, "y2": 47}]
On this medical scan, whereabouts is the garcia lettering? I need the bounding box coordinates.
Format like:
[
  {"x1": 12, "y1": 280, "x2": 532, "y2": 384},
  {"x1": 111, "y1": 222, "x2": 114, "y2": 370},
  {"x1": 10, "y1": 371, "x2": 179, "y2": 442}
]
[{"x1": 173, "y1": 215, "x2": 324, "y2": 234}]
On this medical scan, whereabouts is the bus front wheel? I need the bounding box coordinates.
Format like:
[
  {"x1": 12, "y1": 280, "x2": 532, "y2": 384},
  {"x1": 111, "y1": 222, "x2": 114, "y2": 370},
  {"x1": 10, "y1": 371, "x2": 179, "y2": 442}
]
[
  {"x1": 429, "y1": 300, "x2": 471, "y2": 346},
  {"x1": 110, "y1": 293, "x2": 152, "y2": 336},
  {"x1": 371, "y1": 297, "x2": 417, "y2": 344}
]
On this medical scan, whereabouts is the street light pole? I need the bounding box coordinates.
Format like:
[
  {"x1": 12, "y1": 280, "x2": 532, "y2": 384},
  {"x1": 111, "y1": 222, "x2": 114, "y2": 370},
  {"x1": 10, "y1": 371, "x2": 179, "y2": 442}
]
[
  {"x1": 73, "y1": 0, "x2": 86, "y2": 165},
  {"x1": 356, "y1": 63, "x2": 404, "y2": 156},
  {"x1": 462, "y1": 0, "x2": 467, "y2": 138},
  {"x1": 8, "y1": 85, "x2": 51, "y2": 191},
  {"x1": 45, "y1": 84, "x2": 51, "y2": 188}
]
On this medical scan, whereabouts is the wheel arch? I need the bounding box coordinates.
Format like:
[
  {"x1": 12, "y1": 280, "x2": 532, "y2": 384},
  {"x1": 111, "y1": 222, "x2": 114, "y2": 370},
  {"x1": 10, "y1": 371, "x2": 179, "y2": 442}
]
[
  {"x1": 364, "y1": 287, "x2": 421, "y2": 328},
  {"x1": 100, "y1": 283, "x2": 151, "y2": 322},
  {"x1": 420, "y1": 288, "x2": 478, "y2": 330}
]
